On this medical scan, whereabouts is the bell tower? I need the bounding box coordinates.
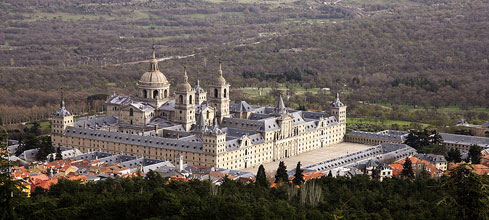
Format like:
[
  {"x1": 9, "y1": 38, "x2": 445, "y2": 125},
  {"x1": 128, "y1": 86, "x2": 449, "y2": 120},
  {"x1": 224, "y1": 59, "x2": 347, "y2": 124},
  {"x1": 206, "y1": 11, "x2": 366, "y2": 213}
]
[
  {"x1": 173, "y1": 67, "x2": 196, "y2": 131},
  {"x1": 330, "y1": 92, "x2": 347, "y2": 125},
  {"x1": 209, "y1": 61, "x2": 230, "y2": 123},
  {"x1": 51, "y1": 90, "x2": 74, "y2": 147}
]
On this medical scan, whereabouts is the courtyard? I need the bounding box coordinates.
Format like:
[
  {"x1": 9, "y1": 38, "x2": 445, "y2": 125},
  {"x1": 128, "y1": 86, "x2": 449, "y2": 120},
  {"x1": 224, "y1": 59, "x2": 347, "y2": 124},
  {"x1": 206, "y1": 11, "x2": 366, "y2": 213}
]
[{"x1": 239, "y1": 142, "x2": 372, "y2": 174}]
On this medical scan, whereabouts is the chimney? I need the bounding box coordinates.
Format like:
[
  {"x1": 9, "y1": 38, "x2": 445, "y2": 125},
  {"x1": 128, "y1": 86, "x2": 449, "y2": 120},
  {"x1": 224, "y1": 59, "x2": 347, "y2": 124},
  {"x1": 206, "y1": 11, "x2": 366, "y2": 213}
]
[{"x1": 154, "y1": 124, "x2": 158, "y2": 133}]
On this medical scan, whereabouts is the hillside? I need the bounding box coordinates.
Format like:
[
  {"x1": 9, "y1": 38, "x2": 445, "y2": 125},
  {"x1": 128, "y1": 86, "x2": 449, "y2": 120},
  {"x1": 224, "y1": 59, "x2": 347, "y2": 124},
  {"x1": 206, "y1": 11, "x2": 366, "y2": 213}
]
[{"x1": 1, "y1": 0, "x2": 489, "y2": 124}]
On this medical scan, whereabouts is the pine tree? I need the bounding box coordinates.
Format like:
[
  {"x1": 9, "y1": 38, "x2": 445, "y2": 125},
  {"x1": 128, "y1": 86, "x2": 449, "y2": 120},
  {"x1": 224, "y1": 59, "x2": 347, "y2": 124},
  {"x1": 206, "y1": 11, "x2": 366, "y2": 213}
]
[
  {"x1": 274, "y1": 161, "x2": 288, "y2": 183},
  {"x1": 256, "y1": 165, "x2": 269, "y2": 187},
  {"x1": 469, "y1": 145, "x2": 482, "y2": 164},
  {"x1": 441, "y1": 164, "x2": 489, "y2": 219},
  {"x1": 0, "y1": 126, "x2": 23, "y2": 219},
  {"x1": 293, "y1": 162, "x2": 304, "y2": 185},
  {"x1": 56, "y1": 147, "x2": 63, "y2": 160},
  {"x1": 328, "y1": 170, "x2": 333, "y2": 177},
  {"x1": 446, "y1": 148, "x2": 462, "y2": 163},
  {"x1": 401, "y1": 157, "x2": 414, "y2": 179}
]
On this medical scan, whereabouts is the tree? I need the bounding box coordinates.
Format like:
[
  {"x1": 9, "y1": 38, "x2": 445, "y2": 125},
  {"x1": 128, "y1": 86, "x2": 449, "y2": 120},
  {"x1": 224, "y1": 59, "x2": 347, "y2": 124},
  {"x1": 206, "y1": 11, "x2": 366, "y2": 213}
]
[
  {"x1": 400, "y1": 157, "x2": 414, "y2": 179},
  {"x1": 274, "y1": 161, "x2": 288, "y2": 183},
  {"x1": 56, "y1": 147, "x2": 63, "y2": 160},
  {"x1": 446, "y1": 148, "x2": 462, "y2": 163},
  {"x1": 293, "y1": 162, "x2": 304, "y2": 185},
  {"x1": 0, "y1": 126, "x2": 23, "y2": 219},
  {"x1": 36, "y1": 136, "x2": 54, "y2": 161},
  {"x1": 327, "y1": 170, "x2": 333, "y2": 177},
  {"x1": 441, "y1": 164, "x2": 489, "y2": 219},
  {"x1": 430, "y1": 130, "x2": 443, "y2": 145},
  {"x1": 256, "y1": 165, "x2": 269, "y2": 187},
  {"x1": 469, "y1": 145, "x2": 482, "y2": 164}
]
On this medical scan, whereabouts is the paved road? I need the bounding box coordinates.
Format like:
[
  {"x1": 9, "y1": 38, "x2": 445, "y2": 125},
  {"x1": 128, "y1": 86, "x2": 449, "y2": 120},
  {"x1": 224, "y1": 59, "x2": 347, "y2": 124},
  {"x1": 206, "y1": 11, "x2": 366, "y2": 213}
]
[{"x1": 240, "y1": 142, "x2": 372, "y2": 174}]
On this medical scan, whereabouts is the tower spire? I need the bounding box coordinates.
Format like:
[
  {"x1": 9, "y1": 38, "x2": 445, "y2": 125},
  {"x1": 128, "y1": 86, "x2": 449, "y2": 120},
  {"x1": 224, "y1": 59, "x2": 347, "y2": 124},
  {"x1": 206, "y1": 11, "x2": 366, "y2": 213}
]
[
  {"x1": 218, "y1": 59, "x2": 223, "y2": 76},
  {"x1": 276, "y1": 95, "x2": 286, "y2": 115},
  {"x1": 184, "y1": 66, "x2": 189, "y2": 83},
  {"x1": 152, "y1": 43, "x2": 156, "y2": 59},
  {"x1": 150, "y1": 44, "x2": 158, "y2": 71},
  {"x1": 60, "y1": 88, "x2": 65, "y2": 108}
]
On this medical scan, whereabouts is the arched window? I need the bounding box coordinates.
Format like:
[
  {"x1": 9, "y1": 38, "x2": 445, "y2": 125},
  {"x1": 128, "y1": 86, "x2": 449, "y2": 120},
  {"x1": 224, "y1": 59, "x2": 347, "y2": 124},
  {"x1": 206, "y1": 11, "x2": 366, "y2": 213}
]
[
  {"x1": 153, "y1": 90, "x2": 158, "y2": 99},
  {"x1": 179, "y1": 95, "x2": 184, "y2": 104},
  {"x1": 224, "y1": 89, "x2": 227, "y2": 98},
  {"x1": 164, "y1": 90, "x2": 168, "y2": 98},
  {"x1": 143, "y1": 90, "x2": 148, "y2": 98},
  {"x1": 214, "y1": 88, "x2": 218, "y2": 98},
  {"x1": 129, "y1": 108, "x2": 134, "y2": 116},
  {"x1": 206, "y1": 110, "x2": 209, "y2": 119},
  {"x1": 189, "y1": 95, "x2": 193, "y2": 104}
]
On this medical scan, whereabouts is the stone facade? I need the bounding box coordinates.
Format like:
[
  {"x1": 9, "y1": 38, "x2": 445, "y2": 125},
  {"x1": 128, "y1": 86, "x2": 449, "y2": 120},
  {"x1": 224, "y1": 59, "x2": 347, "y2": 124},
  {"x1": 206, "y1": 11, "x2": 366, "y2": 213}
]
[{"x1": 51, "y1": 51, "x2": 347, "y2": 169}]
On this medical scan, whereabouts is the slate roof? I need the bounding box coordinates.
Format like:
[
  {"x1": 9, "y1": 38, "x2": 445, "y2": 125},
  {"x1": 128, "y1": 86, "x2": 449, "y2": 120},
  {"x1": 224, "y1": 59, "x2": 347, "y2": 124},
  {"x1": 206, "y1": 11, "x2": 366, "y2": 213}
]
[
  {"x1": 414, "y1": 153, "x2": 447, "y2": 163},
  {"x1": 129, "y1": 102, "x2": 154, "y2": 112},
  {"x1": 482, "y1": 121, "x2": 489, "y2": 128},
  {"x1": 106, "y1": 95, "x2": 132, "y2": 106},
  {"x1": 441, "y1": 133, "x2": 489, "y2": 148},
  {"x1": 230, "y1": 101, "x2": 254, "y2": 113},
  {"x1": 159, "y1": 101, "x2": 175, "y2": 111},
  {"x1": 55, "y1": 106, "x2": 71, "y2": 117},
  {"x1": 65, "y1": 127, "x2": 205, "y2": 153},
  {"x1": 75, "y1": 115, "x2": 119, "y2": 129}
]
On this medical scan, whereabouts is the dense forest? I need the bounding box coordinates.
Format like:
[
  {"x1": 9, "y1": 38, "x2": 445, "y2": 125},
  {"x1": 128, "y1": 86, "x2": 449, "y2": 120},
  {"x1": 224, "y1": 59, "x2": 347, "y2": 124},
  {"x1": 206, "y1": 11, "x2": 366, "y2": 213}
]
[
  {"x1": 1, "y1": 0, "x2": 489, "y2": 125},
  {"x1": 2, "y1": 166, "x2": 489, "y2": 220}
]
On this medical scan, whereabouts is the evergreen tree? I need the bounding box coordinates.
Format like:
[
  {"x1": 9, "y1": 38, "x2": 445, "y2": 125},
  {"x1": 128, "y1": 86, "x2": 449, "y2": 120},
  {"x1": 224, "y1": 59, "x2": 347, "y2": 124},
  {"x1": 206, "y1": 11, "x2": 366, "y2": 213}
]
[
  {"x1": 274, "y1": 161, "x2": 288, "y2": 183},
  {"x1": 37, "y1": 136, "x2": 54, "y2": 161},
  {"x1": 400, "y1": 157, "x2": 414, "y2": 179},
  {"x1": 0, "y1": 126, "x2": 23, "y2": 219},
  {"x1": 328, "y1": 170, "x2": 333, "y2": 177},
  {"x1": 293, "y1": 162, "x2": 304, "y2": 185},
  {"x1": 469, "y1": 145, "x2": 482, "y2": 164},
  {"x1": 430, "y1": 130, "x2": 443, "y2": 145},
  {"x1": 256, "y1": 165, "x2": 269, "y2": 187},
  {"x1": 441, "y1": 164, "x2": 489, "y2": 219},
  {"x1": 446, "y1": 148, "x2": 462, "y2": 163},
  {"x1": 56, "y1": 147, "x2": 63, "y2": 160}
]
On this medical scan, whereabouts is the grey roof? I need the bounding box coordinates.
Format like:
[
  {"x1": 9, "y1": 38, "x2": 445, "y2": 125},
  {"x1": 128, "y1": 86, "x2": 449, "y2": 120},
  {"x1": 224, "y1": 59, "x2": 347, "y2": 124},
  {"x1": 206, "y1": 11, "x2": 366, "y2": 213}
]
[
  {"x1": 106, "y1": 95, "x2": 132, "y2": 106},
  {"x1": 65, "y1": 126, "x2": 205, "y2": 153},
  {"x1": 299, "y1": 143, "x2": 415, "y2": 173},
  {"x1": 230, "y1": 101, "x2": 254, "y2": 113},
  {"x1": 55, "y1": 106, "x2": 71, "y2": 117},
  {"x1": 414, "y1": 153, "x2": 447, "y2": 163},
  {"x1": 346, "y1": 130, "x2": 407, "y2": 142},
  {"x1": 195, "y1": 103, "x2": 209, "y2": 114},
  {"x1": 120, "y1": 158, "x2": 166, "y2": 169},
  {"x1": 482, "y1": 121, "x2": 489, "y2": 128},
  {"x1": 75, "y1": 115, "x2": 119, "y2": 129},
  {"x1": 441, "y1": 133, "x2": 489, "y2": 148},
  {"x1": 330, "y1": 92, "x2": 345, "y2": 108},
  {"x1": 74, "y1": 152, "x2": 114, "y2": 161},
  {"x1": 129, "y1": 102, "x2": 154, "y2": 112},
  {"x1": 195, "y1": 80, "x2": 206, "y2": 94},
  {"x1": 274, "y1": 95, "x2": 287, "y2": 115},
  {"x1": 159, "y1": 101, "x2": 175, "y2": 111},
  {"x1": 97, "y1": 154, "x2": 136, "y2": 164}
]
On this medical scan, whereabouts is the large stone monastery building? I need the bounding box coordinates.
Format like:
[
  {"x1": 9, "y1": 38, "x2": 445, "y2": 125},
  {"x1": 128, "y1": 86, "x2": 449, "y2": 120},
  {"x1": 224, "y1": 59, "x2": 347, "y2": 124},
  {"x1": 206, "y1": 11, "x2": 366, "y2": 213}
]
[{"x1": 51, "y1": 49, "x2": 347, "y2": 169}]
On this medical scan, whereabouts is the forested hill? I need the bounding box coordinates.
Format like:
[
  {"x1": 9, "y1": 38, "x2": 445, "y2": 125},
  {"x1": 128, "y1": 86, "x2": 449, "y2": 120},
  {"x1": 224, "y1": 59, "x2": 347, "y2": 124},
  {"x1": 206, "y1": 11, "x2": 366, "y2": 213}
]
[{"x1": 1, "y1": 0, "x2": 489, "y2": 122}]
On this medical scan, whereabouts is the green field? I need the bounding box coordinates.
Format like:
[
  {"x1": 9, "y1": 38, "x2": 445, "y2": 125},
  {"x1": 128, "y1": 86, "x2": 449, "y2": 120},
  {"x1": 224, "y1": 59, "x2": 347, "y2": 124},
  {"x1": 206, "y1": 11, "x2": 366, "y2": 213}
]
[
  {"x1": 370, "y1": 102, "x2": 489, "y2": 113},
  {"x1": 347, "y1": 117, "x2": 431, "y2": 127},
  {"x1": 25, "y1": 121, "x2": 51, "y2": 130}
]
